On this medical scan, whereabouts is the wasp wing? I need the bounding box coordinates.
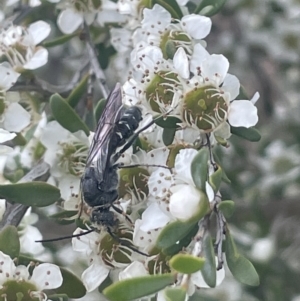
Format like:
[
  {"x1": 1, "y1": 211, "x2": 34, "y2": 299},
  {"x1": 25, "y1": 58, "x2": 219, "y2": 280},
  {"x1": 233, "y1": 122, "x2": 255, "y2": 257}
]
[{"x1": 85, "y1": 83, "x2": 124, "y2": 175}]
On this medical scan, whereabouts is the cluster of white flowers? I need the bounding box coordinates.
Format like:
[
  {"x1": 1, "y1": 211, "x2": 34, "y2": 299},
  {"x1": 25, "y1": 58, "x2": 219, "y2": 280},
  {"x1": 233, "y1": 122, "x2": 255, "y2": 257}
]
[{"x1": 0, "y1": 0, "x2": 261, "y2": 300}]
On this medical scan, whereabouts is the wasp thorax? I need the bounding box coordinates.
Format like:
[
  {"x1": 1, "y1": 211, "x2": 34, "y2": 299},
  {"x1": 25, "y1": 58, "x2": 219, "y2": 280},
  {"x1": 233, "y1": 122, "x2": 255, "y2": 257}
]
[
  {"x1": 145, "y1": 72, "x2": 177, "y2": 113},
  {"x1": 183, "y1": 86, "x2": 228, "y2": 132},
  {"x1": 118, "y1": 167, "x2": 150, "y2": 199}
]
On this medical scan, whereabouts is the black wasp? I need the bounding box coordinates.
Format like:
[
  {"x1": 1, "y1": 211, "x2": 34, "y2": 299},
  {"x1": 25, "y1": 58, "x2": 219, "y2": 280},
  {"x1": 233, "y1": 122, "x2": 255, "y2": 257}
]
[
  {"x1": 80, "y1": 83, "x2": 149, "y2": 255},
  {"x1": 38, "y1": 83, "x2": 152, "y2": 255}
]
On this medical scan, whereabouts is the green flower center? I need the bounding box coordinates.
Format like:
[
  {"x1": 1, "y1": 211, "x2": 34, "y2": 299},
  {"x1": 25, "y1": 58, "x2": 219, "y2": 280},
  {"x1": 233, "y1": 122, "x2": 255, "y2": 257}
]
[
  {"x1": 0, "y1": 279, "x2": 39, "y2": 301},
  {"x1": 160, "y1": 30, "x2": 191, "y2": 59},
  {"x1": 183, "y1": 86, "x2": 228, "y2": 132},
  {"x1": 145, "y1": 72, "x2": 178, "y2": 113},
  {"x1": 59, "y1": 141, "x2": 88, "y2": 176}
]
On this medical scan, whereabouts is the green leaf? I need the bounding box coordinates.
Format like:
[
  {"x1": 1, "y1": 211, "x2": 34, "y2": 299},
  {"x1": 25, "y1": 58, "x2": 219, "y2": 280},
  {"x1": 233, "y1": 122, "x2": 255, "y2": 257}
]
[
  {"x1": 103, "y1": 274, "x2": 174, "y2": 301},
  {"x1": 155, "y1": 116, "x2": 181, "y2": 128},
  {"x1": 225, "y1": 231, "x2": 260, "y2": 286},
  {"x1": 170, "y1": 254, "x2": 205, "y2": 274},
  {"x1": 194, "y1": 0, "x2": 227, "y2": 16},
  {"x1": 208, "y1": 165, "x2": 223, "y2": 193},
  {"x1": 67, "y1": 73, "x2": 89, "y2": 108},
  {"x1": 157, "y1": 220, "x2": 196, "y2": 250},
  {"x1": 0, "y1": 182, "x2": 60, "y2": 207},
  {"x1": 94, "y1": 98, "x2": 106, "y2": 123},
  {"x1": 162, "y1": 223, "x2": 198, "y2": 256},
  {"x1": 201, "y1": 233, "x2": 216, "y2": 287},
  {"x1": 163, "y1": 128, "x2": 176, "y2": 146},
  {"x1": 164, "y1": 288, "x2": 186, "y2": 301},
  {"x1": 153, "y1": 0, "x2": 183, "y2": 19},
  {"x1": 43, "y1": 32, "x2": 78, "y2": 47},
  {"x1": 49, "y1": 210, "x2": 78, "y2": 225},
  {"x1": 0, "y1": 226, "x2": 20, "y2": 258},
  {"x1": 218, "y1": 200, "x2": 235, "y2": 218},
  {"x1": 191, "y1": 148, "x2": 209, "y2": 191},
  {"x1": 55, "y1": 267, "x2": 86, "y2": 298},
  {"x1": 230, "y1": 126, "x2": 261, "y2": 142},
  {"x1": 50, "y1": 94, "x2": 89, "y2": 135}
]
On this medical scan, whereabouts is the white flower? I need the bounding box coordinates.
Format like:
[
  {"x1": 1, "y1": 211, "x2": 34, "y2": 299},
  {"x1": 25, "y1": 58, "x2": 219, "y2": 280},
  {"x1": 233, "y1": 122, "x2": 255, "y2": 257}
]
[
  {"x1": 140, "y1": 5, "x2": 211, "y2": 55},
  {"x1": 0, "y1": 251, "x2": 62, "y2": 299},
  {"x1": 0, "y1": 63, "x2": 30, "y2": 132},
  {"x1": 56, "y1": 0, "x2": 125, "y2": 34},
  {"x1": 0, "y1": 21, "x2": 51, "y2": 70}
]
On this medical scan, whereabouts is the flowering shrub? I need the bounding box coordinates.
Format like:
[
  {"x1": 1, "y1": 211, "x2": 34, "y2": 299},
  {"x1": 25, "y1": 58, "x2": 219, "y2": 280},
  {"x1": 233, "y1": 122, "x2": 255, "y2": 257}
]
[{"x1": 0, "y1": 0, "x2": 279, "y2": 300}]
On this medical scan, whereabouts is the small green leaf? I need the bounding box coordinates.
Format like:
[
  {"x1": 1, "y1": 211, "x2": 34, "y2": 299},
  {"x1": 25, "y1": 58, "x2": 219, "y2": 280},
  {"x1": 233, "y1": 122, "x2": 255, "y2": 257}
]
[
  {"x1": 103, "y1": 274, "x2": 174, "y2": 301},
  {"x1": 201, "y1": 233, "x2": 216, "y2": 287},
  {"x1": 153, "y1": 0, "x2": 183, "y2": 19},
  {"x1": 218, "y1": 200, "x2": 235, "y2": 218},
  {"x1": 157, "y1": 220, "x2": 196, "y2": 250},
  {"x1": 55, "y1": 267, "x2": 86, "y2": 298},
  {"x1": 49, "y1": 210, "x2": 78, "y2": 225},
  {"x1": 50, "y1": 94, "x2": 89, "y2": 135},
  {"x1": 208, "y1": 165, "x2": 223, "y2": 193},
  {"x1": 94, "y1": 98, "x2": 106, "y2": 123},
  {"x1": 230, "y1": 126, "x2": 261, "y2": 142},
  {"x1": 191, "y1": 148, "x2": 209, "y2": 191},
  {"x1": 155, "y1": 116, "x2": 181, "y2": 128},
  {"x1": 43, "y1": 32, "x2": 78, "y2": 47},
  {"x1": 0, "y1": 182, "x2": 61, "y2": 207},
  {"x1": 225, "y1": 230, "x2": 260, "y2": 286},
  {"x1": 0, "y1": 226, "x2": 20, "y2": 258},
  {"x1": 163, "y1": 128, "x2": 176, "y2": 146},
  {"x1": 67, "y1": 73, "x2": 89, "y2": 108},
  {"x1": 162, "y1": 223, "x2": 198, "y2": 256},
  {"x1": 194, "y1": 0, "x2": 227, "y2": 16},
  {"x1": 164, "y1": 288, "x2": 186, "y2": 301},
  {"x1": 170, "y1": 254, "x2": 205, "y2": 274}
]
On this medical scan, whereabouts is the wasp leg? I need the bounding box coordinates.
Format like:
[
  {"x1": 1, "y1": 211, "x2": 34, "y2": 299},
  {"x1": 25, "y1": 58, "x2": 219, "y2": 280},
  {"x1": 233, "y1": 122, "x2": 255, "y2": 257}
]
[
  {"x1": 111, "y1": 204, "x2": 134, "y2": 224},
  {"x1": 106, "y1": 226, "x2": 149, "y2": 257}
]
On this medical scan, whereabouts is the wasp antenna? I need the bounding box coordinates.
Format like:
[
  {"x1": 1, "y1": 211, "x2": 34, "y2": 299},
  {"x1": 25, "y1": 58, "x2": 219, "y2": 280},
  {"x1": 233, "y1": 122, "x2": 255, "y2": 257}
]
[{"x1": 36, "y1": 228, "x2": 95, "y2": 243}]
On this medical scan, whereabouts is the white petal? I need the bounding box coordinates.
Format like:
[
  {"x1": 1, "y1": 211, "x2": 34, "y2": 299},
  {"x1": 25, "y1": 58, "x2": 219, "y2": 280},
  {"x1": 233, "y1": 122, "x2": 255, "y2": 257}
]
[
  {"x1": 28, "y1": 21, "x2": 51, "y2": 45},
  {"x1": 57, "y1": 9, "x2": 83, "y2": 34},
  {"x1": 119, "y1": 261, "x2": 148, "y2": 280},
  {"x1": 29, "y1": 0, "x2": 41, "y2": 6},
  {"x1": 190, "y1": 43, "x2": 210, "y2": 74},
  {"x1": 97, "y1": 10, "x2": 126, "y2": 26},
  {"x1": 148, "y1": 168, "x2": 173, "y2": 198},
  {"x1": 221, "y1": 74, "x2": 240, "y2": 100},
  {"x1": 174, "y1": 148, "x2": 198, "y2": 184},
  {"x1": 0, "y1": 145, "x2": 14, "y2": 154},
  {"x1": 173, "y1": 47, "x2": 189, "y2": 79},
  {"x1": 4, "y1": 103, "x2": 31, "y2": 132},
  {"x1": 23, "y1": 48, "x2": 48, "y2": 70},
  {"x1": 140, "y1": 203, "x2": 171, "y2": 231},
  {"x1": 142, "y1": 4, "x2": 171, "y2": 32},
  {"x1": 0, "y1": 129, "x2": 16, "y2": 143},
  {"x1": 0, "y1": 251, "x2": 16, "y2": 283},
  {"x1": 31, "y1": 263, "x2": 63, "y2": 290},
  {"x1": 205, "y1": 182, "x2": 215, "y2": 202},
  {"x1": 72, "y1": 228, "x2": 99, "y2": 255},
  {"x1": 251, "y1": 91, "x2": 260, "y2": 105},
  {"x1": 15, "y1": 265, "x2": 30, "y2": 280},
  {"x1": 0, "y1": 63, "x2": 20, "y2": 90},
  {"x1": 201, "y1": 54, "x2": 229, "y2": 86},
  {"x1": 181, "y1": 15, "x2": 212, "y2": 39},
  {"x1": 169, "y1": 184, "x2": 201, "y2": 220},
  {"x1": 20, "y1": 225, "x2": 44, "y2": 255},
  {"x1": 228, "y1": 100, "x2": 258, "y2": 128},
  {"x1": 82, "y1": 262, "x2": 110, "y2": 292}
]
